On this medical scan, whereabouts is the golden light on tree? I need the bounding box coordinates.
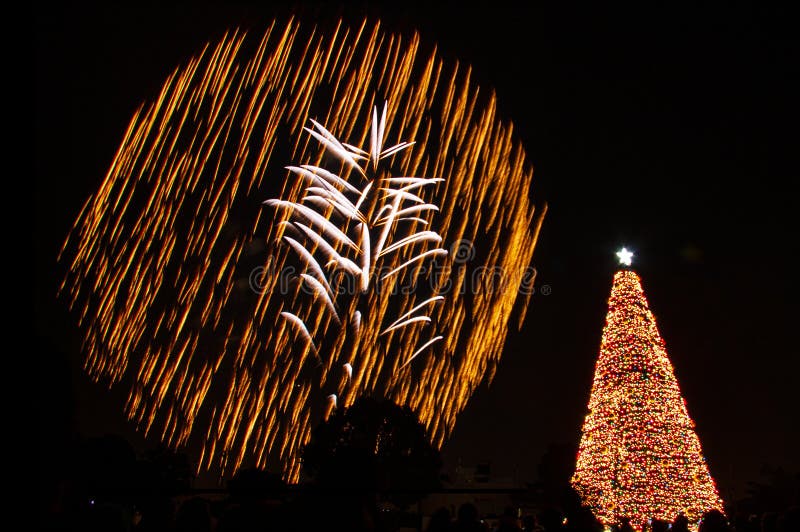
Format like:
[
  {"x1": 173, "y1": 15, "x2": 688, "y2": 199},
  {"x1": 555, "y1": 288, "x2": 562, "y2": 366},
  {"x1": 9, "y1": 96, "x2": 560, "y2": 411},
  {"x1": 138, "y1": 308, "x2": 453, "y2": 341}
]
[
  {"x1": 59, "y1": 18, "x2": 546, "y2": 481},
  {"x1": 572, "y1": 269, "x2": 724, "y2": 529}
]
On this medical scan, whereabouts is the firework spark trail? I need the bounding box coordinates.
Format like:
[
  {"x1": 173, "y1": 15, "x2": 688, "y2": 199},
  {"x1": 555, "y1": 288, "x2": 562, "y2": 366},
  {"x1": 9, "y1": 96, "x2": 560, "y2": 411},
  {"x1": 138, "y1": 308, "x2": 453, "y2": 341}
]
[{"x1": 60, "y1": 18, "x2": 547, "y2": 481}]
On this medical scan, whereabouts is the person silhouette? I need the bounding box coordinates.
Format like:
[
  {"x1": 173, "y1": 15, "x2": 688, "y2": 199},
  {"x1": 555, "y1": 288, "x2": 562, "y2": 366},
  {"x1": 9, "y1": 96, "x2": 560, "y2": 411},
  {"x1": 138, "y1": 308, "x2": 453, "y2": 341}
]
[
  {"x1": 496, "y1": 506, "x2": 522, "y2": 532},
  {"x1": 538, "y1": 508, "x2": 564, "y2": 532},
  {"x1": 672, "y1": 514, "x2": 690, "y2": 532},
  {"x1": 650, "y1": 519, "x2": 669, "y2": 532},
  {"x1": 699, "y1": 509, "x2": 729, "y2": 532},
  {"x1": 425, "y1": 506, "x2": 451, "y2": 532},
  {"x1": 452, "y1": 502, "x2": 486, "y2": 532},
  {"x1": 617, "y1": 517, "x2": 634, "y2": 532}
]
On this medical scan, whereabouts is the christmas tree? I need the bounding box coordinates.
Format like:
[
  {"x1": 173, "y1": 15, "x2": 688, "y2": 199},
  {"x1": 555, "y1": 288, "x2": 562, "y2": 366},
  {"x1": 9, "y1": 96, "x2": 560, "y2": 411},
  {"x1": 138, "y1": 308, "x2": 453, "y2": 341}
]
[{"x1": 571, "y1": 249, "x2": 723, "y2": 529}]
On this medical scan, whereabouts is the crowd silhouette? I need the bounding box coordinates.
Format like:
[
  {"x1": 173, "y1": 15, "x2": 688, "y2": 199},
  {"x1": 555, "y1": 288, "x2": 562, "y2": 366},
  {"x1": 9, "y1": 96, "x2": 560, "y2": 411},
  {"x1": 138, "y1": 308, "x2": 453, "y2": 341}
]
[
  {"x1": 41, "y1": 451, "x2": 800, "y2": 532},
  {"x1": 39, "y1": 400, "x2": 799, "y2": 531}
]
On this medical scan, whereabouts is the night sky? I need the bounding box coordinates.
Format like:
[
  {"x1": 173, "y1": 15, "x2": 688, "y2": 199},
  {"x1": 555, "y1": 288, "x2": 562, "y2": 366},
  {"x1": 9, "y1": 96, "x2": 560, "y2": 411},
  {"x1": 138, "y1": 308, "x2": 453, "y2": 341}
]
[{"x1": 37, "y1": 3, "x2": 798, "y2": 501}]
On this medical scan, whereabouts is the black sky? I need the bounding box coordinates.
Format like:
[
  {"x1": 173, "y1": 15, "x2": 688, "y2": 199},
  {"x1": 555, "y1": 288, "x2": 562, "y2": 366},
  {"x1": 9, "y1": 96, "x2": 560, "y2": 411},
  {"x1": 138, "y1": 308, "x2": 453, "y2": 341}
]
[{"x1": 37, "y1": 2, "x2": 799, "y2": 501}]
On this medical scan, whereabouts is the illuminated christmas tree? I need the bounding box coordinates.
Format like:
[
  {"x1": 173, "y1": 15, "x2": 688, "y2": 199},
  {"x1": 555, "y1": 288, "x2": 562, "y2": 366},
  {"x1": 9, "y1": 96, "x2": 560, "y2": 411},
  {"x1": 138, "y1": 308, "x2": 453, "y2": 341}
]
[{"x1": 571, "y1": 248, "x2": 724, "y2": 529}]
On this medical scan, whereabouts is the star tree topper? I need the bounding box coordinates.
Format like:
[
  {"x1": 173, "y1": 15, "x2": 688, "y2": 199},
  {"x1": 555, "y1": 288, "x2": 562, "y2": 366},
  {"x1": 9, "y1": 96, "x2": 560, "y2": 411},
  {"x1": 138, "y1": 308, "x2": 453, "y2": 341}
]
[{"x1": 616, "y1": 247, "x2": 633, "y2": 266}]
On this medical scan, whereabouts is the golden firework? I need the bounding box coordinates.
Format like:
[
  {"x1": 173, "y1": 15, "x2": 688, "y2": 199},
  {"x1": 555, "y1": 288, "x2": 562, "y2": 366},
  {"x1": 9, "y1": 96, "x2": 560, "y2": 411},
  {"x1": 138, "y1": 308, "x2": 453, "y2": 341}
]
[{"x1": 60, "y1": 18, "x2": 546, "y2": 482}]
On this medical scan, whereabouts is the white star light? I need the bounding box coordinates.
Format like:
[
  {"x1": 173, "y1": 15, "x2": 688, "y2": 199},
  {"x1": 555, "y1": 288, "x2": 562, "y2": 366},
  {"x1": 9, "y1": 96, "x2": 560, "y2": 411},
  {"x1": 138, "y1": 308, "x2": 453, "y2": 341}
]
[{"x1": 616, "y1": 247, "x2": 634, "y2": 266}]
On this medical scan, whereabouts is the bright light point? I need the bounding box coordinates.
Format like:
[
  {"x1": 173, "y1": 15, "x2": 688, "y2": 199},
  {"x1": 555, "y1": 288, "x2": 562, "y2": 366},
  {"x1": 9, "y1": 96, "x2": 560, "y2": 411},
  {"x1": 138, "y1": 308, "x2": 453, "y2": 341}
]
[{"x1": 616, "y1": 247, "x2": 634, "y2": 266}]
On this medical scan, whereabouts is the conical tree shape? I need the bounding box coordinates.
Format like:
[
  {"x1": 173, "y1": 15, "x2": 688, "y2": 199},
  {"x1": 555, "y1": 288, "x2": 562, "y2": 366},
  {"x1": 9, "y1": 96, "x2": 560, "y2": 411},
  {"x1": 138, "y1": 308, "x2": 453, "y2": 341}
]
[{"x1": 572, "y1": 270, "x2": 723, "y2": 529}]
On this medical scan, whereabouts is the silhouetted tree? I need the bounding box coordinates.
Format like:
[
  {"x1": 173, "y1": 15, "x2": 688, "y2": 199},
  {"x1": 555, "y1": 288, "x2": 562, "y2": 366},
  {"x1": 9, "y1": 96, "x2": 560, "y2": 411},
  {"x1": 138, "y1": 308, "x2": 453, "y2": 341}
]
[
  {"x1": 75, "y1": 434, "x2": 138, "y2": 502},
  {"x1": 302, "y1": 396, "x2": 442, "y2": 508},
  {"x1": 132, "y1": 446, "x2": 193, "y2": 531},
  {"x1": 136, "y1": 445, "x2": 193, "y2": 495}
]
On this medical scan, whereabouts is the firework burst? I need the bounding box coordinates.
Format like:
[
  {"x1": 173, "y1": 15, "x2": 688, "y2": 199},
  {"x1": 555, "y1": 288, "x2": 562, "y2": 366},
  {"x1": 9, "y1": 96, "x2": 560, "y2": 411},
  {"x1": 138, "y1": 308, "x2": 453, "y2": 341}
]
[{"x1": 59, "y1": 17, "x2": 546, "y2": 481}]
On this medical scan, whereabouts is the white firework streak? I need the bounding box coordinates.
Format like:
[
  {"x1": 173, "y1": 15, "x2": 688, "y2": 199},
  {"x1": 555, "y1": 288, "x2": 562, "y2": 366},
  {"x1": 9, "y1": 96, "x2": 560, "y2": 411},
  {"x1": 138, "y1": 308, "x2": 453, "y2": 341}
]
[{"x1": 265, "y1": 102, "x2": 447, "y2": 419}]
